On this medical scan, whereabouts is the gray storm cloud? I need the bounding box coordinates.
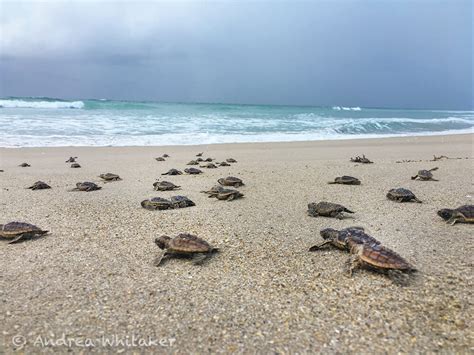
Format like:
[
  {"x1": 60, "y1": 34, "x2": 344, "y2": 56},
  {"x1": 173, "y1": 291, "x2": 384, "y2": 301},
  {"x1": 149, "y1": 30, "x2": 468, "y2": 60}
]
[{"x1": 0, "y1": 0, "x2": 472, "y2": 109}]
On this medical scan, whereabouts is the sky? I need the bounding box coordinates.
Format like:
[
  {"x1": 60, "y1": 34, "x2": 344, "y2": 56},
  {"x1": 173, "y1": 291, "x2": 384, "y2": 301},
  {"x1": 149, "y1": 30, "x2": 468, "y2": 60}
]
[{"x1": 0, "y1": 0, "x2": 472, "y2": 109}]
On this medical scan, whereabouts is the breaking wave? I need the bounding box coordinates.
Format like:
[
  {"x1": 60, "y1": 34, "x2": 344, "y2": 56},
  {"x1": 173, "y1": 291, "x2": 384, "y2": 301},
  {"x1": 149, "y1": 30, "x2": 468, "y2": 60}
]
[{"x1": 0, "y1": 99, "x2": 84, "y2": 109}]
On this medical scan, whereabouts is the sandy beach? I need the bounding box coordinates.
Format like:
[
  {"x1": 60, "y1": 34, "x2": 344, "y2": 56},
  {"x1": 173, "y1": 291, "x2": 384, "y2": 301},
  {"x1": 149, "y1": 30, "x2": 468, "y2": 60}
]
[{"x1": 0, "y1": 133, "x2": 473, "y2": 353}]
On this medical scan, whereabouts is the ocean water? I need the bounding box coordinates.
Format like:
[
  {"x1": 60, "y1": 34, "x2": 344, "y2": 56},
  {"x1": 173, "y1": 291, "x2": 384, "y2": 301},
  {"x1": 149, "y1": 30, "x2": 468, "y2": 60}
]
[{"x1": 0, "y1": 97, "x2": 472, "y2": 147}]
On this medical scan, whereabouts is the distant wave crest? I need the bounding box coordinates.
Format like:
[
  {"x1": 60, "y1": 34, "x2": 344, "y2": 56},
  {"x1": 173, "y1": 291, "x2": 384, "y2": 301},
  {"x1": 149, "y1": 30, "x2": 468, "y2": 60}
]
[
  {"x1": 0, "y1": 99, "x2": 84, "y2": 109},
  {"x1": 332, "y1": 106, "x2": 362, "y2": 111}
]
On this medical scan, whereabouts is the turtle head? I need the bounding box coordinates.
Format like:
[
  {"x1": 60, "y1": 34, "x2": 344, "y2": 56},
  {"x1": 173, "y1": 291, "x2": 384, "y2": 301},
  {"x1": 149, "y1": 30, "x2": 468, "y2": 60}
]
[
  {"x1": 155, "y1": 235, "x2": 171, "y2": 249},
  {"x1": 437, "y1": 209, "x2": 453, "y2": 221},
  {"x1": 320, "y1": 228, "x2": 339, "y2": 241}
]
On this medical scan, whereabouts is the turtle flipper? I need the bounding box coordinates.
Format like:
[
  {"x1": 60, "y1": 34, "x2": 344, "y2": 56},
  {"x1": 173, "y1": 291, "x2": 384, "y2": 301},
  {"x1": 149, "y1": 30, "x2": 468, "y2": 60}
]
[
  {"x1": 8, "y1": 234, "x2": 27, "y2": 244},
  {"x1": 413, "y1": 198, "x2": 422, "y2": 203},
  {"x1": 344, "y1": 255, "x2": 360, "y2": 277},
  {"x1": 193, "y1": 253, "x2": 210, "y2": 265},
  {"x1": 154, "y1": 251, "x2": 171, "y2": 267},
  {"x1": 387, "y1": 269, "x2": 411, "y2": 286},
  {"x1": 411, "y1": 175, "x2": 418, "y2": 180},
  {"x1": 309, "y1": 241, "x2": 332, "y2": 251}
]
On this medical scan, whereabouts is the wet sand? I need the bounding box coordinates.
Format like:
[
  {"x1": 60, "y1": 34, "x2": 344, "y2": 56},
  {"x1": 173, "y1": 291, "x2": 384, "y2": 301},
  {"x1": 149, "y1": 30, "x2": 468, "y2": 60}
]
[{"x1": 0, "y1": 134, "x2": 473, "y2": 353}]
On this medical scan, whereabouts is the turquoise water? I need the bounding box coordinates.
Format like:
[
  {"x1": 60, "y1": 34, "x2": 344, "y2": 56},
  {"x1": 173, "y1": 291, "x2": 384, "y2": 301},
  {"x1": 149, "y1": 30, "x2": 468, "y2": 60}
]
[{"x1": 1, "y1": 97, "x2": 472, "y2": 147}]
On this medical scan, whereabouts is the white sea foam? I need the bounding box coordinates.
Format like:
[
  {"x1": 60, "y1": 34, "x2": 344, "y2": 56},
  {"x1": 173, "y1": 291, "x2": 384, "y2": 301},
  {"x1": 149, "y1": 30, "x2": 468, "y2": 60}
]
[
  {"x1": 0, "y1": 99, "x2": 84, "y2": 109},
  {"x1": 332, "y1": 106, "x2": 362, "y2": 111}
]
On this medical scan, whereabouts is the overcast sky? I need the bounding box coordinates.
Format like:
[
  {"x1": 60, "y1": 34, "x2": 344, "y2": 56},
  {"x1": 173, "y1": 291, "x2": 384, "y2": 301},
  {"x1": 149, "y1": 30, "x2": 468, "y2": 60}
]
[{"x1": 0, "y1": 0, "x2": 472, "y2": 109}]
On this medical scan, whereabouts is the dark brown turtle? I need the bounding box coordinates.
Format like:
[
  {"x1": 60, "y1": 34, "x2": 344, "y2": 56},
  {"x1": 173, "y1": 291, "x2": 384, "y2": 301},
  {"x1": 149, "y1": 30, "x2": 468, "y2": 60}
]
[
  {"x1": 200, "y1": 163, "x2": 217, "y2": 169},
  {"x1": 185, "y1": 167, "x2": 203, "y2": 175},
  {"x1": 206, "y1": 188, "x2": 244, "y2": 201},
  {"x1": 154, "y1": 233, "x2": 219, "y2": 266},
  {"x1": 350, "y1": 155, "x2": 373, "y2": 164},
  {"x1": 155, "y1": 157, "x2": 166, "y2": 162},
  {"x1": 65, "y1": 157, "x2": 77, "y2": 163},
  {"x1": 196, "y1": 158, "x2": 204, "y2": 162},
  {"x1": 438, "y1": 205, "x2": 474, "y2": 225},
  {"x1": 387, "y1": 188, "x2": 421, "y2": 203},
  {"x1": 162, "y1": 169, "x2": 182, "y2": 176},
  {"x1": 99, "y1": 173, "x2": 122, "y2": 182},
  {"x1": 71, "y1": 182, "x2": 102, "y2": 192},
  {"x1": 196, "y1": 152, "x2": 203, "y2": 157},
  {"x1": 71, "y1": 163, "x2": 81, "y2": 168},
  {"x1": 141, "y1": 197, "x2": 173, "y2": 210},
  {"x1": 218, "y1": 176, "x2": 244, "y2": 187},
  {"x1": 345, "y1": 239, "x2": 416, "y2": 283},
  {"x1": 187, "y1": 160, "x2": 199, "y2": 165},
  {"x1": 27, "y1": 181, "x2": 51, "y2": 190},
  {"x1": 169, "y1": 195, "x2": 196, "y2": 208},
  {"x1": 153, "y1": 181, "x2": 180, "y2": 191},
  {"x1": 0, "y1": 222, "x2": 48, "y2": 244},
  {"x1": 218, "y1": 161, "x2": 231, "y2": 167},
  {"x1": 201, "y1": 185, "x2": 225, "y2": 194},
  {"x1": 308, "y1": 202, "x2": 354, "y2": 219},
  {"x1": 328, "y1": 176, "x2": 361, "y2": 185},
  {"x1": 163, "y1": 154, "x2": 170, "y2": 158},
  {"x1": 309, "y1": 227, "x2": 379, "y2": 251},
  {"x1": 411, "y1": 167, "x2": 438, "y2": 181},
  {"x1": 226, "y1": 158, "x2": 237, "y2": 163},
  {"x1": 19, "y1": 163, "x2": 30, "y2": 167},
  {"x1": 204, "y1": 157, "x2": 213, "y2": 162}
]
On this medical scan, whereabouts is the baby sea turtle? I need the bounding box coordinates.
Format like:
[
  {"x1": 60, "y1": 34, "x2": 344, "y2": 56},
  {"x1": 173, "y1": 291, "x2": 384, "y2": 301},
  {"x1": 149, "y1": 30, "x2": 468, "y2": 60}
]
[
  {"x1": 218, "y1": 161, "x2": 231, "y2": 167},
  {"x1": 65, "y1": 157, "x2": 77, "y2": 163},
  {"x1": 387, "y1": 188, "x2": 421, "y2": 203},
  {"x1": 162, "y1": 169, "x2": 182, "y2": 176},
  {"x1": 163, "y1": 154, "x2": 170, "y2": 158},
  {"x1": 153, "y1": 181, "x2": 180, "y2": 191},
  {"x1": 27, "y1": 181, "x2": 51, "y2": 190},
  {"x1": 185, "y1": 167, "x2": 203, "y2": 175},
  {"x1": 328, "y1": 176, "x2": 361, "y2": 185},
  {"x1": 308, "y1": 202, "x2": 354, "y2": 219},
  {"x1": 350, "y1": 155, "x2": 373, "y2": 164},
  {"x1": 204, "y1": 157, "x2": 213, "y2": 162},
  {"x1": 0, "y1": 222, "x2": 48, "y2": 244},
  {"x1": 196, "y1": 152, "x2": 203, "y2": 157},
  {"x1": 99, "y1": 173, "x2": 122, "y2": 182},
  {"x1": 411, "y1": 167, "x2": 438, "y2": 181},
  {"x1": 155, "y1": 157, "x2": 166, "y2": 162},
  {"x1": 187, "y1": 160, "x2": 199, "y2": 165},
  {"x1": 141, "y1": 197, "x2": 173, "y2": 210},
  {"x1": 200, "y1": 163, "x2": 217, "y2": 169},
  {"x1": 218, "y1": 176, "x2": 245, "y2": 187},
  {"x1": 19, "y1": 163, "x2": 30, "y2": 167},
  {"x1": 196, "y1": 158, "x2": 204, "y2": 162},
  {"x1": 71, "y1": 182, "x2": 102, "y2": 192},
  {"x1": 345, "y1": 239, "x2": 416, "y2": 283},
  {"x1": 71, "y1": 163, "x2": 81, "y2": 168},
  {"x1": 154, "y1": 233, "x2": 219, "y2": 266},
  {"x1": 226, "y1": 158, "x2": 237, "y2": 163},
  {"x1": 437, "y1": 205, "x2": 474, "y2": 225},
  {"x1": 309, "y1": 227, "x2": 379, "y2": 251},
  {"x1": 206, "y1": 188, "x2": 244, "y2": 201},
  {"x1": 201, "y1": 185, "x2": 225, "y2": 194},
  {"x1": 169, "y1": 195, "x2": 196, "y2": 208}
]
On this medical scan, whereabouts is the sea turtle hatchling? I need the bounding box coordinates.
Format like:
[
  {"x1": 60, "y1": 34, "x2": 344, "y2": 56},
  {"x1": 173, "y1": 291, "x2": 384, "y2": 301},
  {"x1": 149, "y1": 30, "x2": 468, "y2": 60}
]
[
  {"x1": 0, "y1": 222, "x2": 49, "y2": 244},
  {"x1": 99, "y1": 173, "x2": 122, "y2": 182},
  {"x1": 19, "y1": 163, "x2": 30, "y2": 167},
  {"x1": 200, "y1": 163, "x2": 217, "y2": 169},
  {"x1": 153, "y1": 181, "x2": 180, "y2": 191},
  {"x1": 162, "y1": 169, "x2": 182, "y2": 176},
  {"x1": 309, "y1": 227, "x2": 380, "y2": 251},
  {"x1": 218, "y1": 176, "x2": 245, "y2": 187},
  {"x1": 155, "y1": 157, "x2": 166, "y2": 162},
  {"x1": 345, "y1": 239, "x2": 416, "y2": 284},
  {"x1": 27, "y1": 181, "x2": 51, "y2": 190},
  {"x1": 196, "y1": 152, "x2": 203, "y2": 157},
  {"x1": 154, "y1": 233, "x2": 219, "y2": 266},
  {"x1": 308, "y1": 202, "x2": 354, "y2": 219},
  {"x1": 184, "y1": 168, "x2": 203, "y2": 175},
  {"x1": 218, "y1": 161, "x2": 231, "y2": 167},
  {"x1": 226, "y1": 158, "x2": 237, "y2": 163},
  {"x1": 162, "y1": 154, "x2": 170, "y2": 158},
  {"x1": 71, "y1": 182, "x2": 102, "y2": 192},
  {"x1": 196, "y1": 158, "x2": 204, "y2": 162},
  {"x1": 350, "y1": 155, "x2": 373, "y2": 164},
  {"x1": 187, "y1": 160, "x2": 199, "y2": 165},
  {"x1": 65, "y1": 157, "x2": 77, "y2": 163},
  {"x1": 437, "y1": 205, "x2": 474, "y2": 225},
  {"x1": 204, "y1": 157, "x2": 213, "y2": 162},
  {"x1": 387, "y1": 188, "x2": 421, "y2": 203},
  {"x1": 328, "y1": 176, "x2": 361, "y2": 185},
  {"x1": 141, "y1": 197, "x2": 173, "y2": 210},
  {"x1": 169, "y1": 195, "x2": 196, "y2": 208},
  {"x1": 206, "y1": 187, "x2": 244, "y2": 201},
  {"x1": 71, "y1": 163, "x2": 81, "y2": 168},
  {"x1": 411, "y1": 167, "x2": 438, "y2": 181}
]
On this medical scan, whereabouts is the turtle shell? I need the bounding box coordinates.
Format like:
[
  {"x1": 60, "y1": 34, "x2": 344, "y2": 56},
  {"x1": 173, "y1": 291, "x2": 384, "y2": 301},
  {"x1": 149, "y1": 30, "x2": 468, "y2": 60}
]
[
  {"x1": 162, "y1": 154, "x2": 170, "y2": 158},
  {"x1": 168, "y1": 234, "x2": 212, "y2": 254},
  {"x1": 100, "y1": 173, "x2": 121, "y2": 181},
  {"x1": 75, "y1": 182, "x2": 101, "y2": 191},
  {"x1": 170, "y1": 195, "x2": 195, "y2": 208},
  {"x1": 141, "y1": 197, "x2": 172, "y2": 210},
  {"x1": 218, "y1": 176, "x2": 244, "y2": 187},
  {"x1": 218, "y1": 162, "x2": 231, "y2": 167},
  {"x1": 184, "y1": 168, "x2": 203, "y2": 175},
  {"x1": 204, "y1": 158, "x2": 213, "y2": 162},
  {"x1": 386, "y1": 188, "x2": 421, "y2": 203},
  {"x1": 71, "y1": 163, "x2": 81, "y2": 168},
  {"x1": 0, "y1": 222, "x2": 48, "y2": 243},
  {"x1": 19, "y1": 163, "x2": 30, "y2": 167},
  {"x1": 196, "y1": 158, "x2": 204, "y2": 162},
  {"x1": 330, "y1": 176, "x2": 361, "y2": 185},
  {"x1": 308, "y1": 202, "x2": 354, "y2": 217},
  {"x1": 196, "y1": 152, "x2": 203, "y2": 157},
  {"x1": 153, "y1": 181, "x2": 180, "y2": 191},
  {"x1": 226, "y1": 158, "x2": 237, "y2": 163},
  {"x1": 187, "y1": 160, "x2": 199, "y2": 165},
  {"x1": 65, "y1": 157, "x2": 77, "y2": 163},
  {"x1": 339, "y1": 228, "x2": 380, "y2": 248},
  {"x1": 201, "y1": 163, "x2": 217, "y2": 169},
  {"x1": 212, "y1": 188, "x2": 244, "y2": 200},
  {"x1": 162, "y1": 169, "x2": 182, "y2": 175},
  {"x1": 351, "y1": 242, "x2": 414, "y2": 271},
  {"x1": 28, "y1": 181, "x2": 51, "y2": 190},
  {"x1": 201, "y1": 185, "x2": 225, "y2": 194}
]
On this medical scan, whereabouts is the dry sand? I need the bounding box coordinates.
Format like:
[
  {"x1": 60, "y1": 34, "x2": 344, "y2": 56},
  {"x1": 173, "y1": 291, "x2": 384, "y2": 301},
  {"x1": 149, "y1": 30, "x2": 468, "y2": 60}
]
[{"x1": 0, "y1": 134, "x2": 473, "y2": 353}]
